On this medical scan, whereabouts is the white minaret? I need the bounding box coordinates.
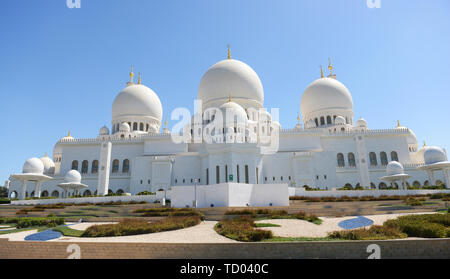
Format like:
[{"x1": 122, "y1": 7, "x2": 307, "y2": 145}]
[{"x1": 97, "y1": 141, "x2": 112, "y2": 196}]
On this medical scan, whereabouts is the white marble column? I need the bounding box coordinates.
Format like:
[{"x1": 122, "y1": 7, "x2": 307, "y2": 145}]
[
  {"x1": 444, "y1": 169, "x2": 450, "y2": 189},
  {"x1": 20, "y1": 180, "x2": 27, "y2": 200},
  {"x1": 34, "y1": 181, "x2": 42, "y2": 198},
  {"x1": 427, "y1": 170, "x2": 436, "y2": 186}
]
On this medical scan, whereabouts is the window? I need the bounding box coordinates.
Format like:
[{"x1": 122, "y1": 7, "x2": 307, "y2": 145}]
[
  {"x1": 237, "y1": 165, "x2": 240, "y2": 183},
  {"x1": 379, "y1": 182, "x2": 387, "y2": 189},
  {"x1": 245, "y1": 165, "x2": 249, "y2": 184},
  {"x1": 314, "y1": 118, "x2": 319, "y2": 127},
  {"x1": 117, "y1": 189, "x2": 124, "y2": 194},
  {"x1": 391, "y1": 151, "x2": 398, "y2": 162},
  {"x1": 225, "y1": 165, "x2": 228, "y2": 182},
  {"x1": 41, "y1": 190, "x2": 49, "y2": 197},
  {"x1": 83, "y1": 190, "x2": 92, "y2": 196},
  {"x1": 81, "y1": 160, "x2": 88, "y2": 174},
  {"x1": 139, "y1": 123, "x2": 144, "y2": 131},
  {"x1": 337, "y1": 153, "x2": 345, "y2": 167},
  {"x1": 320, "y1": 116, "x2": 325, "y2": 126},
  {"x1": 327, "y1": 115, "x2": 332, "y2": 124},
  {"x1": 92, "y1": 160, "x2": 99, "y2": 174},
  {"x1": 369, "y1": 152, "x2": 377, "y2": 166},
  {"x1": 413, "y1": 181, "x2": 420, "y2": 187},
  {"x1": 380, "y1": 152, "x2": 388, "y2": 166},
  {"x1": 348, "y1": 153, "x2": 356, "y2": 167},
  {"x1": 133, "y1": 122, "x2": 138, "y2": 131},
  {"x1": 206, "y1": 168, "x2": 209, "y2": 185},
  {"x1": 216, "y1": 166, "x2": 220, "y2": 184},
  {"x1": 112, "y1": 159, "x2": 119, "y2": 173},
  {"x1": 122, "y1": 159, "x2": 130, "y2": 173},
  {"x1": 71, "y1": 160, "x2": 78, "y2": 170},
  {"x1": 51, "y1": 190, "x2": 59, "y2": 198}
]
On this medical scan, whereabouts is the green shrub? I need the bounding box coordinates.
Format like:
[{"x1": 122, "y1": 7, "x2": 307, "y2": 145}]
[
  {"x1": 404, "y1": 197, "x2": 424, "y2": 206},
  {"x1": 214, "y1": 217, "x2": 273, "y2": 242},
  {"x1": 1, "y1": 217, "x2": 66, "y2": 228},
  {"x1": 384, "y1": 213, "x2": 450, "y2": 238},
  {"x1": 82, "y1": 216, "x2": 200, "y2": 237},
  {"x1": 137, "y1": 191, "x2": 155, "y2": 195},
  {"x1": 328, "y1": 225, "x2": 406, "y2": 240},
  {"x1": 0, "y1": 198, "x2": 10, "y2": 204}
]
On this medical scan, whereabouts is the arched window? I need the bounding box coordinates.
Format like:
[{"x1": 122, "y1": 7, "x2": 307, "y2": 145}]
[
  {"x1": 369, "y1": 152, "x2": 377, "y2": 166},
  {"x1": 146, "y1": 123, "x2": 149, "y2": 131},
  {"x1": 380, "y1": 152, "x2": 388, "y2": 166},
  {"x1": 391, "y1": 151, "x2": 398, "y2": 162},
  {"x1": 216, "y1": 165, "x2": 220, "y2": 184},
  {"x1": 41, "y1": 190, "x2": 49, "y2": 197},
  {"x1": 314, "y1": 118, "x2": 319, "y2": 127},
  {"x1": 320, "y1": 116, "x2": 325, "y2": 126},
  {"x1": 71, "y1": 160, "x2": 78, "y2": 170},
  {"x1": 326, "y1": 115, "x2": 332, "y2": 124},
  {"x1": 337, "y1": 153, "x2": 345, "y2": 167},
  {"x1": 237, "y1": 165, "x2": 240, "y2": 183},
  {"x1": 81, "y1": 160, "x2": 89, "y2": 174},
  {"x1": 348, "y1": 153, "x2": 356, "y2": 167},
  {"x1": 139, "y1": 123, "x2": 144, "y2": 131},
  {"x1": 344, "y1": 183, "x2": 353, "y2": 189},
  {"x1": 245, "y1": 165, "x2": 249, "y2": 184},
  {"x1": 424, "y1": 180, "x2": 430, "y2": 186},
  {"x1": 91, "y1": 160, "x2": 98, "y2": 174},
  {"x1": 370, "y1": 183, "x2": 376, "y2": 189},
  {"x1": 117, "y1": 189, "x2": 124, "y2": 195},
  {"x1": 51, "y1": 190, "x2": 59, "y2": 198},
  {"x1": 83, "y1": 190, "x2": 92, "y2": 196},
  {"x1": 10, "y1": 191, "x2": 17, "y2": 199},
  {"x1": 379, "y1": 182, "x2": 387, "y2": 189},
  {"x1": 122, "y1": 159, "x2": 130, "y2": 173},
  {"x1": 112, "y1": 159, "x2": 119, "y2": 173},
  {"x1": 413, "y1": 181, "x2": 421, "y2": 187},
  {"x1": 133, "y1": 122, "x2": 138, "y2": 131}
]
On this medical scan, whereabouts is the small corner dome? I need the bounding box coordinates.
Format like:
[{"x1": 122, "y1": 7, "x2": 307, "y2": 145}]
[
  {"x1": 64, "y1": 170, "x2": 82, "y2": 183},
  {"x1": 99, "y1": 125, "x2": 110, "y2": 135},
  {"x1": 335, "y1": 116, "x2": 346, "y2": 125},
  {"x1": 424, "y1": 146, "x2": 447, "y2": 165},
  {"x1": 40, "y1": 156, "x2": 55, "y2": 175},
  {"x1": 306, "y1": 119, "x2": 316, "y2": 129},
  {"x1": 22, "y1": 158, "x2": 44, "y2": 174},
  {"x1": 198, "y1": 59, "x2": 264, "y2": 109},
  {"x1": 356, "y1": 118, "x2": 368, "y2": 128},
  {"x1": 219, "y1": 101, "x2": 248, "y2": 124},
  {"x1": 112, "y1": 84, "x2": 163, "y2": 122},
  {"x1": 300, "y1": 77, "x2": 353, "y2": 120},
  {"x1": 119, "y1": 122, "x2": 131, "y2": 132},
  {"x1": 386, "y1": 161, "x2": 404, "y2": 176}
]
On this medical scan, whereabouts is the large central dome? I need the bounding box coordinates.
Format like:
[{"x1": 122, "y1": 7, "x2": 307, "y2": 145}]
[
  {"x1": 300, "y1": 77, "x2": 354, "y2": 126},
  {"x1": 198, "y1": 59, "x2": 264, "y2": 110}
]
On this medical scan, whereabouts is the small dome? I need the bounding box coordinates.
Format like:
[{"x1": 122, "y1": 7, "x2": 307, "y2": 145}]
[
  {"x1": 22, "y1": 158, "x2": 44, "y2": 174},
  {"x1": 335, "y1": 116, "x2": 346, "y2": 125},
  {"x1": 40, "y1": 156, "x2": 55, "y2": 175},
  {"x1": 64, "y1": 170, "x2": 82, "y2": 184},
  {"x1": 219, "y1": 101, "x2": 248, "y2": 124},
  {"x1": 386, "y1": 161, "x2": 404, "y2": 176},
  {"x1": 198, "y1": 59, "x2": 264, "y2": 110},
  {"x1": 112, "y1": 84, "x2": 163, "y2": 123},
  {"x1": 99, "y1": 126, "x2": 110, "y2": 135},
  {"x1": 424, "y1": 146, "x2": 447, "y2": 165},
  {"x1": 356, "y1": 118, "x2": 368, "y2": 128},
  {"x1": 119, "y1": 122, "x2": 131, "y2": 132}
]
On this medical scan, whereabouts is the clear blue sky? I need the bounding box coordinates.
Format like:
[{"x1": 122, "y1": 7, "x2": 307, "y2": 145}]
[{"x1": 1, "y1": 0, "x2": 449, "y2": 182}]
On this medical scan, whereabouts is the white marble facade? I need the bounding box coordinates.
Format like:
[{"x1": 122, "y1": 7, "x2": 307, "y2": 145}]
[{"x1": 7, "y1": 55, "x2": 449, "y2": 199}]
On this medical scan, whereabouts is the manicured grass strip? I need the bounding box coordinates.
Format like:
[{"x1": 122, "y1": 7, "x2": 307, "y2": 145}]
[
  {"x1": 53, "y1": 226, "x2": 85, "y2": 237},
  {"x1": 255, "y1": 223, "x2": 281, "y2": 227},
  {"x1": 82, "y1": 216, "x2": 201, "y2": 237}
]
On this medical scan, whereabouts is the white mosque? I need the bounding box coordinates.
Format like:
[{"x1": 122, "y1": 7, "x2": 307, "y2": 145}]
[{"x1": 7, "y1": 50, "x2": 450, "y2": 205}]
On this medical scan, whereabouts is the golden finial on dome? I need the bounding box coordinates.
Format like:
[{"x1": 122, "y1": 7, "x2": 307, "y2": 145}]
[
  {"x1": 328, "y1": 58, "x2": 333, "y2": 75},
  {"x1": 227, "y1": 44, "x2": 231, "y2": 60},
  {"x1": 423, "y1": 141, "x2": 427, "y2": 147},
  {"x1": 68, "y1": 130, "x2": 71, "y2": 137},
  {"x1": 297, "y1": 112, "x2": 300, "y2": 123},
  {"x1": 164, "y1": 118, "x2": 168, "y2": 128},
  {"x1": 129, "y1": 65, "x2": 134, "y2": 83},
  {"x1": 229, "y1": 94, "x2": 232, "y2": 102},
  {"x1": 320, "y1": 65, "x2": 324, "y2": 78},
  {"x1": 138, "y1": 72, "x2": 141, "y2": 84},
  {"x1": 396, "y1": 120, "x2": 401, "y2": 128},
  {"x1": 44, "y1": 152, "x2": 47, "y2": 158}
]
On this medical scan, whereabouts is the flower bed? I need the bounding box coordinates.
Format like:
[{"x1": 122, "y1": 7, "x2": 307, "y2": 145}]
[{"x1": 214, "y1": 217, "x2": 273, "y2": 242}]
